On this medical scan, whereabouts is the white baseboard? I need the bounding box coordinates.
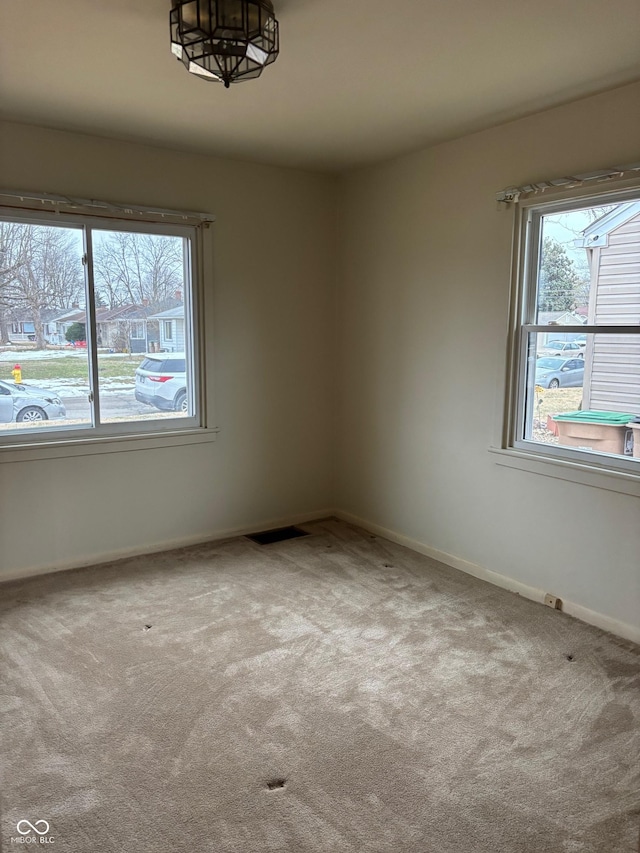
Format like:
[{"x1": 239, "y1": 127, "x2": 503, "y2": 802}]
[
  {"x1": 0, "y1": 508, "x2": 335, "y2": 585},
  {"x1": 5, "y1": 505, "x2": 638, "y2": 645},
  {"x1": 334, "y1": 509, "x2": 640, "y2": 645}
]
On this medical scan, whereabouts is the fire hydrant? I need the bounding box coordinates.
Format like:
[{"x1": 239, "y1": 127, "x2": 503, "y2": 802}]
[{"x1": 12, "y1": 364, "x2": 22, "y2": 384}]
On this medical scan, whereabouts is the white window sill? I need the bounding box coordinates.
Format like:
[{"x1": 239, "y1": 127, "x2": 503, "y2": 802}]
[
  {"x1": 0, "y1": 426, "x2": 219, "y2": 464},
  {"x1": 489, "y1": 446, "x2": 640, "y2": 498}
]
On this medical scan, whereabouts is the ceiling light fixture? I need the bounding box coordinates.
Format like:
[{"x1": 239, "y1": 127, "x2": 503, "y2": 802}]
[{"x1": 170, "y1": 0, "x2": 279, "y2": 89}]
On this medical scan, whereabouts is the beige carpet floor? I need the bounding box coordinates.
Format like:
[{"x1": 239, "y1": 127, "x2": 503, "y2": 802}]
[{"x1": 0, "y1": 518, "x2": 638, "y2": 852}]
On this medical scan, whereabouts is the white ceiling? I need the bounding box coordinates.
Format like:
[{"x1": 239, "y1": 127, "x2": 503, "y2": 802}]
[{"x1": 1, "y1": 0, "x2": 639, "y2": 172}]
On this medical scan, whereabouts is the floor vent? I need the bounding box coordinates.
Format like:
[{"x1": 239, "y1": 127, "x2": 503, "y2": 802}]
[{"x1": 246, "y1": 526, "x2": 310, "y2": 545}]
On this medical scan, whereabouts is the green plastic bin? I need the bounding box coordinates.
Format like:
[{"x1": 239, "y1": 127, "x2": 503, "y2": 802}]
[
  {"x1": 552, "y1": 410, "x2": 634, "y2": 454},
  {"x1": 553, "y1": 410, "x2": 635, "y2": 425}
]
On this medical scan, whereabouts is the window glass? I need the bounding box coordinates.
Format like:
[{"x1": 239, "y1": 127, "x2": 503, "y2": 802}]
[
  {"x1": 91, "y1": 229, "x2": 191, "y2": 424},
  {"x1": 537, "y1": 203, "x2": 640, "y2": 326},
  {"x1": 0, "y1": 222, "x2": 91, "y2": 434},
  {"x1": 0, "y1": 214, "x2": 199, "y2": 444},
  {"x1": 162, "y1": 359, "x2": 185, "y2": 372},
  {"x1": 515, "y1": 194, "x2": 640, "y2": 469}
]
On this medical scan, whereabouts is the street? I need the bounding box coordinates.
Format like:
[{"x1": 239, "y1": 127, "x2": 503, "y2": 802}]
[{"x1": 60, "y1": 392, "x2": 176, "y2": 423}]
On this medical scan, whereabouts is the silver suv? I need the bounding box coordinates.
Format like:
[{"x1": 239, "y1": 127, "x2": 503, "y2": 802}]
[{"x1": 134, "y1": 354, "x2": 188, "y2": 413}]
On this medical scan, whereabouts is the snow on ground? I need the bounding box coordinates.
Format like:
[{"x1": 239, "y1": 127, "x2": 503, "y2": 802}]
[
  {"x1": 0, "y1": 349, "x2": 142, "y2": 361},
  {"x1": 0, "y1": 349, "x2": 87, "y2": 361},
  {"x1": 10, "y1": 378, "x2": 136, "y2": 397}
]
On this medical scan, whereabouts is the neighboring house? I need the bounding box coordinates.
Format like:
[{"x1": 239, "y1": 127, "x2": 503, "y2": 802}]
[
  {"x1": 54, "y1": 304, "x2": 165, "y2": 353},
  {"x1": 574, "y1": 305, "x2": 589, "y2": 322},
  {"x1": 98, "y1": 305, "x2": 159, "y2": 354},
  {"x1": 575, "y1": 201, "x2": 640, "y2": 415},
  {"x1": 150, "y1": 305, "x2": 185, "y2": 352},
  {"x1": 53, "y1": 305, "x2": 143, "y2": 350},
  {"x1": 52, "y1": 305, "x2": 85, "y2": 345},
  {"x1": 6, "y1": 308, "x2": 66, "y2": 344},
  {"x1": 126, "y1": 314, "x2": 154, "y2": 354},
  {"x1": 538, "y1": 311, "x2": 585, "y2": 345},
  {"x1": 125, "y1": 294, "x2": 183, "y2": 353},
  {"x1": 83, "y1": 295, "x2": 184, "y2": 352},
  {"x1": 5, "y1": 295, "x2": 185, "y2": 352}
]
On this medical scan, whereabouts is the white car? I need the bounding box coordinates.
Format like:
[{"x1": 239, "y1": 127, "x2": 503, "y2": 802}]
[
  {"x1": 134, "y1": 354, "x2": 188, "y2": 413},
  {"x1": 0, "y1": 380, "x2": 67, "y2": 423},
  {"x1": 538, "y1": 340, "x2": 584, "y2": 358}
]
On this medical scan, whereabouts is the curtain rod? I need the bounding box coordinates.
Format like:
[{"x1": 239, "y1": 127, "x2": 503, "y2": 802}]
[
  {"x1": 0, "y1": 189, "x2": 215, "y2": 224},
  {"x1": 496, "y1": 162, "x2": 640, "y2": 204}
]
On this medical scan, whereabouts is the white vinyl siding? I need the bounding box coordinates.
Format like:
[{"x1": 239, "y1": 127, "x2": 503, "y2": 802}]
[
  {"x1": 159, "y1": 319, "x2": 185, "y2": 352},
  {"x1": 583, "y1": 212, "x2": 640, "y2": 414}
]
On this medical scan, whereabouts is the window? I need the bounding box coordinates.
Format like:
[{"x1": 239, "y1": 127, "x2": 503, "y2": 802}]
[
  {"x1": 0, "y1": 208, "x2": 205, "y2": 449},
  {"x1": 508, "y1": 188, "x2": 640, "y2": 475},
  {"x1": 164, "y1": 321, "x2": 173, "y2": 340}
]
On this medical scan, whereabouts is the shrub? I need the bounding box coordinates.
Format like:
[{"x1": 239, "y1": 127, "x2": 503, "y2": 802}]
[{"x1": 65, "y1": 322, "x2": 86, "y2": 343}]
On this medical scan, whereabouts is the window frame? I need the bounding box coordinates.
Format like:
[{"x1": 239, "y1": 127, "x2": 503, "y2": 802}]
[
  {"x1": 0, "y1": 206, "x2": 213, "y2": 457},
  {"x1": 502, "y1": 182, "x2": 640, "y2": 483},
  {"x1": 130, "y1": 322, "x2": 145, "y2": 340}
]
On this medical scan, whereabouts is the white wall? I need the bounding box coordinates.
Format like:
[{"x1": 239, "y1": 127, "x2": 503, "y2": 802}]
[
  {"x1": 0, "y1": 122, "x2": 337, "y2": 576},
  {"x1": 337, "y1": 82, "x2": 640, "y2": 637},
  {"x1": 2, "y1": 83, "x2": 639, "y2": 639}
]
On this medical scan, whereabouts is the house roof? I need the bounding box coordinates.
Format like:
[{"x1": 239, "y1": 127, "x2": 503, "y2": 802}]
[
  {"x1": 538, "y1": 311, "x2": 584, "y2": 326},
  {"x1": 53, "y1": 299, "x2": 184, "y2": 324},
  {"x1": 148, "y1": 305, "x2": 185, "y2": 321},
  {"x1": 54, "y1": 307, "x2": 133, "y2": 324},
  {"x1": 56, "y1": 309, "x2": 86, "y2": 324},
  {"x1": 575, "y1": 201, "x2": 640, "y2": 247},
  {"x1": 108, "y1": 295, "x2": 184, "y2": 321},
  {"x1": 53, "y1": 307, "x2": 85, "y2": 322},
  {"x1": 7, "y1": 307, "x2": 69, "y2": 324},
  {"x1": 97, "y1": 306, "x2": 139, "y2": 323}
]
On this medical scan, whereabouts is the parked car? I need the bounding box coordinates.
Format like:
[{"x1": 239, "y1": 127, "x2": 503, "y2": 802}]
[
  {"x1": 534, "y1": 357, "x2": 584, "y2": 389},
  {"x1": 134, "y1": 354, "x2": 188, "y2": 413},
  {"x1": 0, "y1": 380, "x2": 67, "y2": 423},
  {"x1": 538, "y1": 340, "x2": 584, "y2": 358}
]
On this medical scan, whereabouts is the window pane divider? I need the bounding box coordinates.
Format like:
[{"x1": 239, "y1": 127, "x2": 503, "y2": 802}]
[
  {"x1": 523, "y1": 325, "x2": 640, "y2": 334},
  {"x1": 83, "y1": 226, "x2": 102, "y2": 429},
  {"x1": 0, "y1": 206, "x2": 206, "y2": 452},
  {"x1": 522, "y1": 212, "x2": 541, "y2": 325},
  {"x1": 504, "y1": 183, "x2": 640, "y2": 480}
]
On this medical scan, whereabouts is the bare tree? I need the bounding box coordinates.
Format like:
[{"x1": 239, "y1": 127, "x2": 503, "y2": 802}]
[
  {"x1": 0, "y1": 224, "x2": 182, "y2": 349},
  {"x1": 0, "y1": 224, "x2": 84, "y2": 348},
  {"x1": 544, "y1": 206, "x2": 617, "y2": 238},
  {"x1": 0, "y1": 222, "x2": 29, "y2": 343},
  {"x1": 93, "y1": 232, "x2": 183, "y2": 309}
]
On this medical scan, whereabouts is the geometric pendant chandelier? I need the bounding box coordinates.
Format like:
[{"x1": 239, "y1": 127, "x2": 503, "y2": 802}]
[{"x1": 170, "y1": 0, "x2": 279, "y2": 88}]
